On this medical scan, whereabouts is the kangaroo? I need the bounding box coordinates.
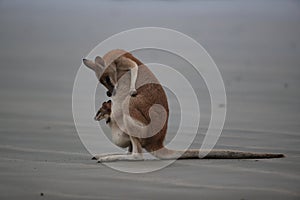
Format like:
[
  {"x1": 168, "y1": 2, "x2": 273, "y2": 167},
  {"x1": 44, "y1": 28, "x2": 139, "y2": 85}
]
[{"x1": 83, "y1": 49, "x2": 284, "y2": 162}]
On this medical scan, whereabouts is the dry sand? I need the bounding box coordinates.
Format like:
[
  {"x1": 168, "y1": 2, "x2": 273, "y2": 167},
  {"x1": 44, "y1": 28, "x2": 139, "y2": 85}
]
[{"x1": 0, "y1": 0, "x2": 299, "y2": 199}]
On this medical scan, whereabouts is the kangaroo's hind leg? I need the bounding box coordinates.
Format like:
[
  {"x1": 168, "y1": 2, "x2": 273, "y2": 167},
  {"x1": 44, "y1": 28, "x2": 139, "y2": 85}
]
[
  {"x1": 97, "y1": 136, "x2": 143, "y2": 162},
  {"x1": 92, "y1": 142, "x2": 133, "y2": 160}
]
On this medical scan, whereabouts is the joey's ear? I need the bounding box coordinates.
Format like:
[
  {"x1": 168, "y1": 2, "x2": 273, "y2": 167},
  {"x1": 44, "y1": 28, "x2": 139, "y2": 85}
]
[
  {"x1": 95, "y1": 56, "x2": 105, "y2": 67},
  {"x1": 107, "y1": 100, "x2": 112, "y2": 109},
  {"x1": 83, "y1": 58, "x2": 104, "y2": 79}
]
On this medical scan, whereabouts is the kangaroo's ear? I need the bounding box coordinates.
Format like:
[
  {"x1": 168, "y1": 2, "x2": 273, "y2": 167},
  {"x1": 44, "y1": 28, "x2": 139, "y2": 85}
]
[
  {"x1": 95, "y1": 56, "x2": 105, "y2": 67},
  {"x1": 83, "y1": 58, "x2": 104, "y2": 80},
  {"x1": 83, "y1": 58, "x2": 97, "y2": 71}
]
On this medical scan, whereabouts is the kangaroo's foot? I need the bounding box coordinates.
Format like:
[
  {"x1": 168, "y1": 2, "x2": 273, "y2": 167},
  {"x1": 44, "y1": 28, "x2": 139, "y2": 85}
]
[
  {"x1": 92, "y1": 153, "x2": 128, "y2": 160},
  {"x1": 97, "y1": 153, "x2": 143, "y2": 163}
]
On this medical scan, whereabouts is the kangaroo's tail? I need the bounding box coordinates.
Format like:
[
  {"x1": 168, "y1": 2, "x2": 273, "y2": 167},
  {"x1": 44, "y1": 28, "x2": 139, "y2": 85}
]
[{"x1": 150, "y1": 147, "x2": 285, "y2": 160}]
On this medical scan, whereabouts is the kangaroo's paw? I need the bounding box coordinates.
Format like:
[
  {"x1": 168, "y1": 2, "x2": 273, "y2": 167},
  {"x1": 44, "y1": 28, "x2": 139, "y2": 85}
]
[
  {"x1": 97, "y1": 154, "x2": 143, "y2": 163},
  {"x1": 129, "y1": 89, "x2": 137, "y2": 97}
]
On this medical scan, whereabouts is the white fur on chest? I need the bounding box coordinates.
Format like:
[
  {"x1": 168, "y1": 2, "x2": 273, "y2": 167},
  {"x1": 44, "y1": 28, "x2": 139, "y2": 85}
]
[
  {"x1": 108, "y1": 72, "x2": 131, "y2": 148},
  {"x1": 111, "y1": 72, "x2": 131, "y2": 125}
]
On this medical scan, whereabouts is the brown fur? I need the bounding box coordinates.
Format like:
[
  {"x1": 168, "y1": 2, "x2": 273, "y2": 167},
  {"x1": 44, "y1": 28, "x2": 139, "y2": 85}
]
[{"x1": 128, "y1": 83, "x2": 168, "y2": 152}]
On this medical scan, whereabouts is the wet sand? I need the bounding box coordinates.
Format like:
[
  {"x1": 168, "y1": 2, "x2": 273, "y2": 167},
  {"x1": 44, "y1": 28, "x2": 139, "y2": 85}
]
[{"x1": 0, "y1": 0, "x2": 299, "y2": 199}]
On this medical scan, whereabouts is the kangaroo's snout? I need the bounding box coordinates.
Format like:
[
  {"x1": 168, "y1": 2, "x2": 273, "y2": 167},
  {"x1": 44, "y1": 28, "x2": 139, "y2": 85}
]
[{"x1": 106, "y1": 91, "x2": 112, "y2": 97}]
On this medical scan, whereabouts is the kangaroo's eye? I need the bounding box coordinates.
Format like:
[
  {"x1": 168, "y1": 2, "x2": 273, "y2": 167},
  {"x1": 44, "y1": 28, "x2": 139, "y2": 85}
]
[{"x1": 105, "y1": 76, "x2": 110, "y2": 83}]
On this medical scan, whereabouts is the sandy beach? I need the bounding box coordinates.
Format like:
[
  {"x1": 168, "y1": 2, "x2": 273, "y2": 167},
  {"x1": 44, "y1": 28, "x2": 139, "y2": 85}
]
[{"x1": 0, "y1": 0, "x2": 299, "y2": 199}]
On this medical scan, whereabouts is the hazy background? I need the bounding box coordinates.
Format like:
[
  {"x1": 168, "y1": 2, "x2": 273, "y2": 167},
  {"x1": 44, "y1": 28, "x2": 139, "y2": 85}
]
[{"x1": 0, "y1": 0, "x2": 299, "y2": 199}]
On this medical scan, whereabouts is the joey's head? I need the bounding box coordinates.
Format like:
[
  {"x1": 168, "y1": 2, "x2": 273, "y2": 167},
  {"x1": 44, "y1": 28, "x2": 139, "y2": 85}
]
[{"x1": 94, "y1": 100, "x2": 112, "y2": 123}]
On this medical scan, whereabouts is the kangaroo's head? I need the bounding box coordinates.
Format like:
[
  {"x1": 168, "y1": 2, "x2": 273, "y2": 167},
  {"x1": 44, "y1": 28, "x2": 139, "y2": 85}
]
[
  {"x1": 83, "y1": 49, "x2": 141, "y2": 97},
  {"x1": 82, "y1": 55, "x2": 115, "y2": 97},
  {"x1": 94, "y1": 100, "x2": 112, "y2": 123}
]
